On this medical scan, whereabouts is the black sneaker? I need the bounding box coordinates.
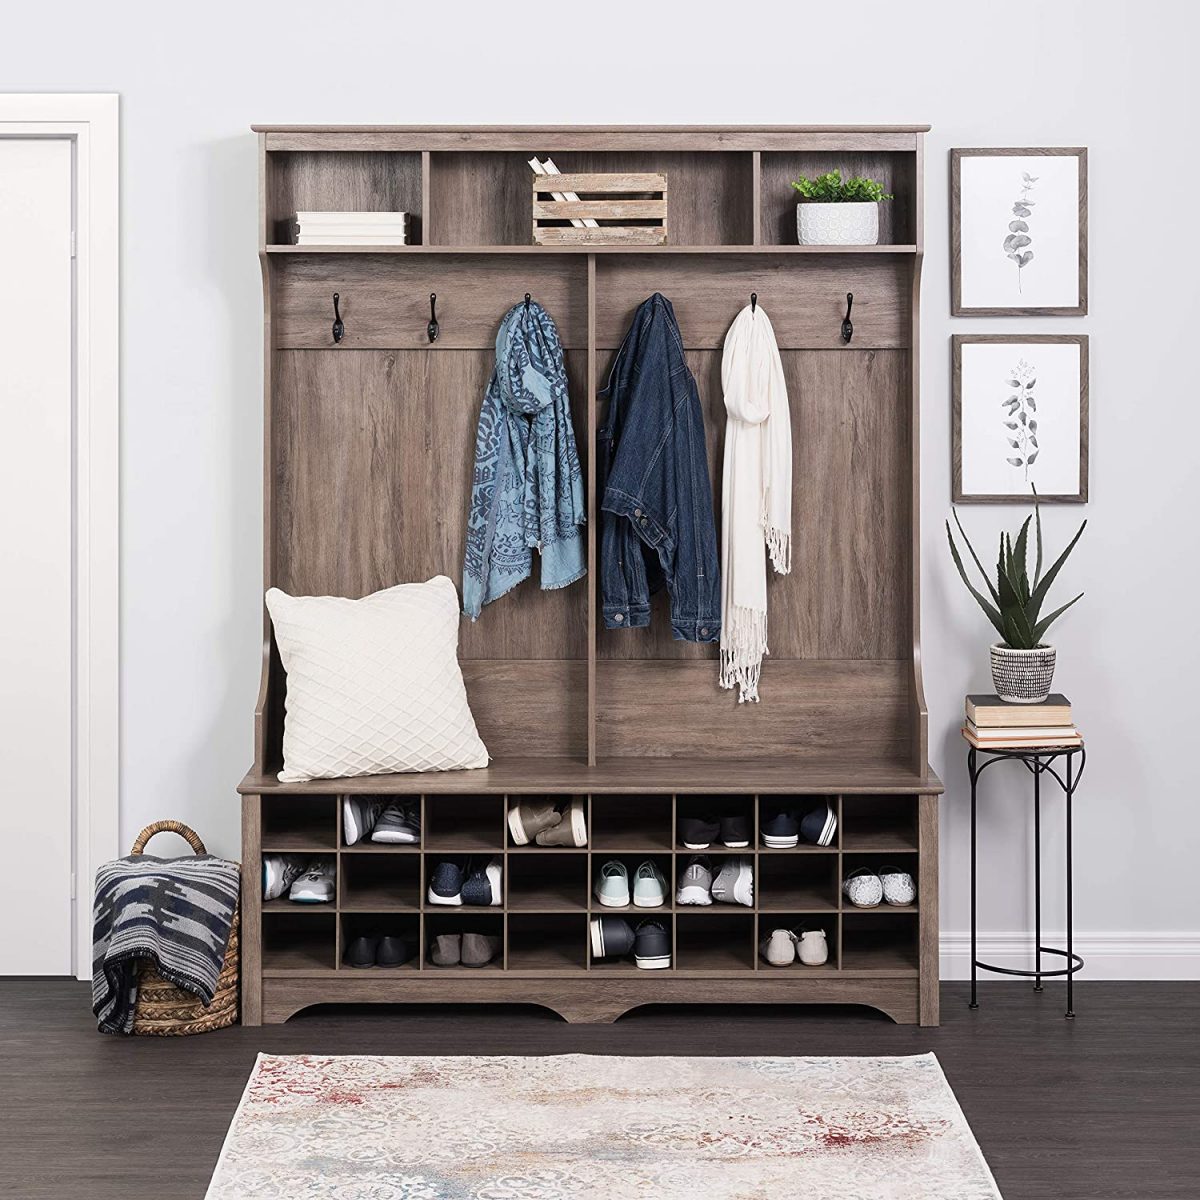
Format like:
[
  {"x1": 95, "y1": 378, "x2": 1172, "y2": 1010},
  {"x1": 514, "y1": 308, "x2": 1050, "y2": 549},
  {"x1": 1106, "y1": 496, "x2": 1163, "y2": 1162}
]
[
  {"x1": 678, "y1": 815, "x2": 720, "y2": 849},
  {"x1": 633, "y1": 920, "x2": 671, "y2": 970},
  {"x1": 719, "y1": 814, "x2": 750, "y2": 848},
  {"x1": 376, "y1": 936, "x2": 414, "y2": 968},
  {"x1": 589, "y1": 916, "x2": 636, "y2": 959},
  {"x1": 761, "y1": 811, "x2": 800, "y2": 849},
  {"x1": 427, "y1": 860, "x2": 464, "y2": 906},
  {"x1": 343, "y1": 936, "x2": 379, "y2": 968}
]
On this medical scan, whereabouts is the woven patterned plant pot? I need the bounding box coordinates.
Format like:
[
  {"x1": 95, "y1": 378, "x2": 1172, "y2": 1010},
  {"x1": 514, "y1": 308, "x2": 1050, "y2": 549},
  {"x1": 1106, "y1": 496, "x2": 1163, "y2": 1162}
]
[
  {"x1": 989, "y1": 643, "x2": 1057, "y2": 705},
  {"x1": 128, "y1": 820, "x2": 240, "y2": 1036},
  {"x1": 796, "y1": 201, "x2": 879, "y2": 245}
]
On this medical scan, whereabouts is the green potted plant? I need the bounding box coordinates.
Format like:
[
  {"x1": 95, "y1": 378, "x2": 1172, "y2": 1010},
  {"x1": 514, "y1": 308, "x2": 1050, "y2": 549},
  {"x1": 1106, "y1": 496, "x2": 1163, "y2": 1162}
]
[
  {"x1": 790, "y1": 170, "x2": 894, "y2": 246},
  {"x1": 946, "y1": 493, "x2": 1085, "y2": 704}
]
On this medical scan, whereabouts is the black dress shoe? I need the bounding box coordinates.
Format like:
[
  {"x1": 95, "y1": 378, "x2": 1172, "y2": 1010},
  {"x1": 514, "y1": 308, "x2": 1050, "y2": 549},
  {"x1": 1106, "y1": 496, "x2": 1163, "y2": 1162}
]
[
  {"x1": 678, "y1": 815, "x2": 720, "y2": 849},
  {"x1": 720, "y1": 814, "x2": 750, "y2": 848},
  {"x1": 344, "y1": 936, "x2": 379, "y2": 968},
  {"x1": 376, "y1": 936, "x2": 413, "y2": 968}
]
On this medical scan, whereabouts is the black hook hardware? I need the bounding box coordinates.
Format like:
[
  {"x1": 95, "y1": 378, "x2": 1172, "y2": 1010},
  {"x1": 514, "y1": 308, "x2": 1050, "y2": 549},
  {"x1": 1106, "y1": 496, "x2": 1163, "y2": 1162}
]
[
  {"x1": 841, "y1": 292, "x2": 854, "y2": 344},
  {"x1": 427, "y1": 292, "x2": 439, "y2": 344},
  {"x1": 750, "y1": 292, "x2": 757, "y2": 313},
  {"x1": 331, "y1": 292, "x2": 344, "y2": 344},
  {"x1": 524, "y1": 292, "x2": 532, "y2": 311}
]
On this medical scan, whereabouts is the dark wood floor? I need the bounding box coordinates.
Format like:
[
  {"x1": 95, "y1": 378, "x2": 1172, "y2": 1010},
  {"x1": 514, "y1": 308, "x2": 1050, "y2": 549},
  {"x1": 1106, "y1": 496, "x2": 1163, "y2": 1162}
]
[{"x1": 1, "y1": 981, "x2": 1196, "y2": 1199}]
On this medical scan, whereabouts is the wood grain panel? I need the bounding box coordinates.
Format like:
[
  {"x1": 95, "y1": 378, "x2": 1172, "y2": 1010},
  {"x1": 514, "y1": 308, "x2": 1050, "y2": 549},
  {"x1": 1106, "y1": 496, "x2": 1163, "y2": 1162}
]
[
  {"x1": 597, "y1": 349, "x2": 910, "y2": 660},
  {"x1": 759, "y1": 151, "x2": 918, "y2": 246},
  {"x1": 428, "y1": 152, "x2": 531, "y2": 245},
  {"x1": 462, "y1": 660, "x2": 587, "y2": 759},
  {"x1": 272, "y1": 349, "x2": 588, "y2": 660},
  {"x1": 273, "y1": 254, "x2": 588, "y2": 349},
  {"x1": 918, "y1": 793, "x2": 940, "y2": 1026},
  {"x1": 266, "y1": 151, "x2": 424, "y2": 246},
  {"x1": 594, "y1": 255, "x2": 910, "y2": 349},
  {"x1": 594, "y1": 659, "x2": 909, "y2": 760}
]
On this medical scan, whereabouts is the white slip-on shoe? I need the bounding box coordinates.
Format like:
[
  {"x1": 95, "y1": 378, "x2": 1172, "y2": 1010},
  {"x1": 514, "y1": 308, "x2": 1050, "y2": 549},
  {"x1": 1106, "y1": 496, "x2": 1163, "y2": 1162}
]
[
  {"x1": 843, "y1": 867, "x2": 883, "y2": 908},
  {"x1": 594, "y1": 860, "x2": 631, "y2": 907},
  {"x1": 675, "y1": 856, "x2": 714, "y2": 905},
  {"x1": 760, "y1": 929, "x2": 796, "y2": 967},
  {"x1": 711, "y1": 856, "x2": 754, "y2": 907},
  {"x1": 343, "y1": 796, "x2": 387, "y2": 846},
  {"x1": 632, "y1": 861, "x2": 667, "y2": 908},
  {"x1": 880, "y1": 864, "x2": 916, "y2": 906},
  {"x1": 796, "y1": 928, "x2": 829, "y2": 966},
  {"x1": 289, "y1": 858, "x2": 336, "y2": 903}
]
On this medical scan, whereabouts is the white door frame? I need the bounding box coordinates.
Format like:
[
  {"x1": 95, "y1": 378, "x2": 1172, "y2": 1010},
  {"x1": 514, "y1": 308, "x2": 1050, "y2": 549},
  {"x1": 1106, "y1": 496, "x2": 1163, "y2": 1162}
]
[{"x1": 0, "y1": 94, "x2": 118, "y2": 977}]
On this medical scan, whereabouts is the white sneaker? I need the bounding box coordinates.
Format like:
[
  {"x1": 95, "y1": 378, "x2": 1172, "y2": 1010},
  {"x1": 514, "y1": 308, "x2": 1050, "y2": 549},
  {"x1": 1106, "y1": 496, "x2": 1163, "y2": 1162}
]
[
  {"x1": 262, "y1": 854, "x2": 306, "y2": 901},
  {"x1": 675, "y1": 856, "x2": 713, "y2": 905},
  {"x1": 289, "y1": 858, "x2": 336, "y2": 903},
  {"x1": 711, "y1": 856, "x2": 754, "y2": 907},
  {"x1": 632, "y1": 861, "x2": 667, "y2": 908},
  {"x1": 343, "y1": 796, "x2": 386, "y2": 846},
  {"x1": 594, "y1": 861, "x2": 630, "y2": 907}
]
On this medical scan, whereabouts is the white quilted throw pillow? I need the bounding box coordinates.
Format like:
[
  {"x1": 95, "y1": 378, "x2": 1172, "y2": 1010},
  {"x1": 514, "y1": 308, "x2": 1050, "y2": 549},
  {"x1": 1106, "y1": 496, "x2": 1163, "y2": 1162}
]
[{"x1": 266, "y1": 576, "x2": 489, "y2": 782}]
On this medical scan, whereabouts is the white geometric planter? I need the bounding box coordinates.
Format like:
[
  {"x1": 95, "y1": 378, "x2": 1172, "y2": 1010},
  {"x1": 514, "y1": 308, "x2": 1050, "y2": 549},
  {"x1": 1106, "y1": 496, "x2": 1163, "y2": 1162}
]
[
  {"x1": 989, "y1": 642, "x2": 1057, "y2": 704},
  {"x1": 796, "y1": 202, "x2": 880, "y2": 246}
]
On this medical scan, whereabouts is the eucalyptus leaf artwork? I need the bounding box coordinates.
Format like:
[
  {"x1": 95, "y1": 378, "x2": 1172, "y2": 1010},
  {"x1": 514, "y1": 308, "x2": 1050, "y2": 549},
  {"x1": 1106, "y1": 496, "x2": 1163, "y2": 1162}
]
[
  {"x1": 1001, "y1": 359, "x2": 1039, "y2": 480},
  {"x1": 1003, "y1": 172, "x2": 1037, "y2": 292}
]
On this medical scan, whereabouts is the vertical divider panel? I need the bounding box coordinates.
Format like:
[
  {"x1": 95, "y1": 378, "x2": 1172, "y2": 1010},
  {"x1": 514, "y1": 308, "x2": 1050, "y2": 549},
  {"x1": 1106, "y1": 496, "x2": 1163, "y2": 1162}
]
[
  {"x1": 241, "y1": 795, "x2": 263, "y2": 1026},
  {"x1": 751, "y1": 151, "x2": 762, "y2": 246},
  {"x1": 334, "y1": 797, "x2": 343, "y2": 969},
  {"x1": 752, "y1": 794, "x2": 760, "y2": 970},
  {"x1": 417, "y1": 795, "x2": 427, "y2": 969},
  {"x1": 836, "y1": 796, "x2": 845, "y2": 970},
  {"x1": 584, "y1": 794, "x2": 594, "y2": 970},
  {"x1": 420, "y1": 151, "x2": 432, "y2": 247},
  {"x1": 918, "y1": 793, "x2": 938, "y2": 1024},
  {"x1": 501, "y1": 793, "x2": 511, "y2": 972},
  {"x1": 670, "y1": 794, "x2": 679, "y2": 971},
  {"x1": 909, "y1": 134, "x2": 928, "y2": 772},
  {"x1": 586, "y1": 254, "x2": 598, "y2": 765}
]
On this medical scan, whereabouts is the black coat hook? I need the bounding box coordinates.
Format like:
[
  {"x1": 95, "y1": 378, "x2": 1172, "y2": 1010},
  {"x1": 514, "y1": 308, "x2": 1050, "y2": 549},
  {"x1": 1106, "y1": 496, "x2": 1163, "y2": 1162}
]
[
  {"x1": 750, "y1": 292, "x2": 757, "y2": 313},
  {"x1": 427, "y1": 292, "x2": 439, "y2": 343},
  {"x1": 841, "y1": 292, "x2": 854, "y2": 344},
  {"x1": 524, "y1": 292, "x2": 532, "y2": 311},
  {"x1": 331, "y1": 292, "x2": 345, "y2": 344}
]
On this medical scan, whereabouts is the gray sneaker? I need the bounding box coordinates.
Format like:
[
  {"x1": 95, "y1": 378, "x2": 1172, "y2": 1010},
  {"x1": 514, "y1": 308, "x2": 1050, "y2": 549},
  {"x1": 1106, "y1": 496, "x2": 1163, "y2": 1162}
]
[
  {"x1": 371, "y1": 801, "x2": 421, "y2": 844},
  {"x1": 675, "y1": 856, "x2": 713, "y2": 906},
  {"x1": 262, "y1": 854, "x2": 306, "y2": 901},
  {"x1": 343, "y1": 796, "x2": 387, "y2": 846},
  {"x1": 288, "y1": 858, "x2": 336, "y2": 904},
  {"x1": 711, "y1": 856, "x2": 754, "y2": 906}
]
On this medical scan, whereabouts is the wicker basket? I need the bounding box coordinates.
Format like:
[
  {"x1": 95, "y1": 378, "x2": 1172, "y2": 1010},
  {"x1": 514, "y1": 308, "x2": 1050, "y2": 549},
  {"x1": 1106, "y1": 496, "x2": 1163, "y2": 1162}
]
[{"x1": 129, "y1": 820, "x2": 240, "y2": 1036}]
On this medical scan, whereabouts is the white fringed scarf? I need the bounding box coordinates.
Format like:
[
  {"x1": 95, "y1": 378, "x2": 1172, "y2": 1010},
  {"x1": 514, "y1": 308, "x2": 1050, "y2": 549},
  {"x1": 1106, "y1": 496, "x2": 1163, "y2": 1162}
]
[{"x1": 719, "y1": 304, "x2": 792, "y2": 702}]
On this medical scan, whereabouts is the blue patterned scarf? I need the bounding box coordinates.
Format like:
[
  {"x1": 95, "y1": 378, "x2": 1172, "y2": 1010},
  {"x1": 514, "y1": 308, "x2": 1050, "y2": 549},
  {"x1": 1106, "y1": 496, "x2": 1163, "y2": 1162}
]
[{"x1": 462, "y1": 300, "x2": 586, "y2": 619}]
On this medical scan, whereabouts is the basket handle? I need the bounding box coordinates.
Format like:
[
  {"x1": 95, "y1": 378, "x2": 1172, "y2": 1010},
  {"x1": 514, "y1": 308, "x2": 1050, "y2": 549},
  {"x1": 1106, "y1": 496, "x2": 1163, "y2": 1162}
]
[{"x1": 131, "y1": 820, "x2": 207, "y2": 857}]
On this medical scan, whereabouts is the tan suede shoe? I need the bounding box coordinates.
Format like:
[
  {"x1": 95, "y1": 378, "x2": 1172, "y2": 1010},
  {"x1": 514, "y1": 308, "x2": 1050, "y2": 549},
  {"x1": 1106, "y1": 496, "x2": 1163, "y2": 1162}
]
[
  {"x1": 461, "y1": 933, "x2": 501, "y2": 967},
  {"x1": 429, "y1": 933, "x2": 461, "y2": 967}
]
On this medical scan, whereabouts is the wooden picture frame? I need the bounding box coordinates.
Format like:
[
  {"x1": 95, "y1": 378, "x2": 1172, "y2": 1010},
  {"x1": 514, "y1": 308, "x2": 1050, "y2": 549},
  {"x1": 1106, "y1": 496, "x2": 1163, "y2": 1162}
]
[
  {"x1": 952, "y1": 334, "x2": 1089, "y2": 503},
  {"x1": 951, "y1": 147, "x2": 1087, "y2": 316}
]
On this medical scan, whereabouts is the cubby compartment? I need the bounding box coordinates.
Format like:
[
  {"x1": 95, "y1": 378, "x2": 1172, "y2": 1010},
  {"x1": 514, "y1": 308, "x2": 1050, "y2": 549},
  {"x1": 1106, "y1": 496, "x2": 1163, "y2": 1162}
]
[
  {"x1": 841, "y1": 851, "x2": 919, "y2": 912},
  {"x1": 590, "y1": 795, "x2": 673, "y2": 853},
  {"x1": 842, "y1": 912, "x2": 919, "y2": 974},
  {"x1": 756, "y1": 915, "x2": 839, "y2": 971},
  {"x1": 263, "y1": 911, "x2": 335, "y2": 973},
  {"x1": 676, "y1": 912, "x2": 754, "y2": 971},
  {"x1": 340, "y1": 853, "x2": 420, "y2": 912},
  {"x1": 592, "y1": 854, "x2": 673, "y2": 912},
  {"x1": 757, "y1": 796, "x2": 839, "y2": 852},
  {"x1": 758, "y1": 855, "x2": 838, "y2": 912},
  {"x1": 508, "y1": 854, "x2": 587, "y2": 912},
  {"x1": 339, "y1": 914, "x2": 420, "y2": 971},
  {"x1": 508, "y1": 915, "x2": 586, "y2": 972},
  {"x1": 506, "y1": 796, "x2": 589, "y2": 851},
  {"x1": 265, "y1": 150, "x2": 423, "y2": 246},
  {"x1": 423, "y1": 912, "x2": 504, "y2": 971},
  {"x1": 675, "y1": 794, "x2": 754, "y2": 850},
  {"x1": 262, "y1": 795, "x2": 337, "y2": 852},
  {"x1": 759, "y1": 150, "x2": 918, "y2": 247},
  {"x1": 841, "y1": 795, "x2": 919, "y2": 852},
  {"x1": 424, "y1": 795, "x2": 504, "y2": 852}
]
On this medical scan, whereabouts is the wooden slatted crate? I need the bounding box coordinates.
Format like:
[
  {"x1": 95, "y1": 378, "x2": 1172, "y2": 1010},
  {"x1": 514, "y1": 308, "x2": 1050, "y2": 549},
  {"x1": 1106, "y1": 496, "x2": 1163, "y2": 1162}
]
[{"x1": 532, "y1": 172, "x2": 668, "y2": 246}]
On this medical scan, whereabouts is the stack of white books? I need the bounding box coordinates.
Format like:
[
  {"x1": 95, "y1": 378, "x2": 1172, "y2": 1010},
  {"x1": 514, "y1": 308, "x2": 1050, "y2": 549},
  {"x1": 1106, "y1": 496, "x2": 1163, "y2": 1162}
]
[{"x1": 293, "y1": 211, "x2": 408, "y2": 246}]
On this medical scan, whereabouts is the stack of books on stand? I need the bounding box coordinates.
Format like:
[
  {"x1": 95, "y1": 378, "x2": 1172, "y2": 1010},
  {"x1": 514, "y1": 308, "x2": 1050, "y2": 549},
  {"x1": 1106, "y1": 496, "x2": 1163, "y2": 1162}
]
[
  {"x1": 293, "y1": 211, "x2": 408, "y2": 246},
  {"x1": 962, "y1": 694, "x2": 1081, "y2": 750}
]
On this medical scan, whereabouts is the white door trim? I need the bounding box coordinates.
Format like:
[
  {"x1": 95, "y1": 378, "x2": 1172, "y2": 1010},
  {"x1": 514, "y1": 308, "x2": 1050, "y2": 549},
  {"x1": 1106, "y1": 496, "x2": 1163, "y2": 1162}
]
[{"x1": 0, "y1": 94, "x2": 119, "y2": 977}]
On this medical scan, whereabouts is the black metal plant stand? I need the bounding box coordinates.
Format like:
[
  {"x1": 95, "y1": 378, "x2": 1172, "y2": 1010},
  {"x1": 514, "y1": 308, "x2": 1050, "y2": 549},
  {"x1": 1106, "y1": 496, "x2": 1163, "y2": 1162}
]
[{"x1": 968, "y1": 743, "x2": 1086, "y2": 1018}]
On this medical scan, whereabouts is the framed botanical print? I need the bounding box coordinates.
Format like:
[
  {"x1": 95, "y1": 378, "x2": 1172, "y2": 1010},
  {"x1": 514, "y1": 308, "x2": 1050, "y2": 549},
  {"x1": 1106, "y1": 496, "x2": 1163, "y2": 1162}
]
[
  {"x1": 952, "y1": 334, "x2": 1089, "y2": 503},
  {"x1": 951, "y1": 148, "x2": 1088, "y2": 316}
]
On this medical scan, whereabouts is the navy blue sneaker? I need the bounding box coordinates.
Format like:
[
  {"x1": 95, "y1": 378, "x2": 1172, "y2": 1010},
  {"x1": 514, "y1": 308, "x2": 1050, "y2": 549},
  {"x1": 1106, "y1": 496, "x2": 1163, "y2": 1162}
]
[
  {"x1": 761, "y1": 811, "x2": 800, "y2": 848},
  {"x1": 427, "y1": 860, "x2": 464, "y2": 906},
  {"x1": 633, "y1": 920, "x2": 671, "y2": 970},
  {"x1": 678, "y1": 815, "x2": 720, "y2": 849},
  {"x1": 800, "y1": 800, "x2": 837, "y2": 847},
  {"x1": 461, "y1": 856, "x2": 502, "y2": 906},
  {"x1": 590, "y1": 916, "x2": 636, "y2": 959}
]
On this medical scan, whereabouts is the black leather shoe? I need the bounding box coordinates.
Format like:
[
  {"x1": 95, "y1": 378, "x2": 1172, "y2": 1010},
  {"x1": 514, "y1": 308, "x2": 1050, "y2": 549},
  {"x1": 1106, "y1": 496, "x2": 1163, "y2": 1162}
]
[
  {"x1": 720, "y1": 814, "x2": 750, "y2": 848},
  {"x1": 376, "y1": 936, "x2": 413, "y2": 968},
  {"x1": 343, "y1": 936, "x2": 379, "y2": 968}
]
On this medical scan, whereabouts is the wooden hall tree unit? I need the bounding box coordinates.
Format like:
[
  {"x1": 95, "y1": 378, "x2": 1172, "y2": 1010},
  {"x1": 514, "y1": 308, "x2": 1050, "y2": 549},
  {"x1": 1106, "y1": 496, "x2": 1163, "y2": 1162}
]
[{"x1": 239, "y1": 126, "x2": 942, "y2": 1026}]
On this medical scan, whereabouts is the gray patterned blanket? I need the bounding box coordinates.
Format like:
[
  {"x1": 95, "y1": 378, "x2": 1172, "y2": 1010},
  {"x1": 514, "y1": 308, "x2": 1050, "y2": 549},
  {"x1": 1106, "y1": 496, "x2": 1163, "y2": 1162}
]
[{"x1": 92, "y1": 852, "x2": 240, "y2": 1034}]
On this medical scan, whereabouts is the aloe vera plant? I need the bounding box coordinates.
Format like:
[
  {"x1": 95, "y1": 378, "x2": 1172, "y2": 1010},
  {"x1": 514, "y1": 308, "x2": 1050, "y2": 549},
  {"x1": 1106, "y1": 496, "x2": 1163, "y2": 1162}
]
[{"x1": 946, "y1": 493, "x2": 1085, "y2": 649}]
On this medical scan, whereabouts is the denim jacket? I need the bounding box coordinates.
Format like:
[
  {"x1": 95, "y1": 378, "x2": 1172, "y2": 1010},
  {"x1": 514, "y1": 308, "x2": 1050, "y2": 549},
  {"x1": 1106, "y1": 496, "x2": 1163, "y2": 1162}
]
[{"x1": 598, "y1": 294, "x2": 721, "y2": 642}]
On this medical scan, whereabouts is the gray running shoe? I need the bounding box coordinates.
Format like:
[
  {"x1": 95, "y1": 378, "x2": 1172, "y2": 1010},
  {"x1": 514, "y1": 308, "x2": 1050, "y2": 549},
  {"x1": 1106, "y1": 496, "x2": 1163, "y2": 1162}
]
[
  {"x1": 370, "y1": 801, "x2": 420, "y2": 844},
  {"x1": 343, "y1": 795, "x2": 387, "y2": 846},
  {"x1": 289, "y1": 858, "x2": 336, "y2": 904},
  {"x1": 675, "y1": 856, "x2": 713, "y2": 906},
  {"x1": 711, "y1": 856, "x2": 754, "y2": 907},
  {"x1": 262, "y1": 854, "x2": 306, "y2": 901}
]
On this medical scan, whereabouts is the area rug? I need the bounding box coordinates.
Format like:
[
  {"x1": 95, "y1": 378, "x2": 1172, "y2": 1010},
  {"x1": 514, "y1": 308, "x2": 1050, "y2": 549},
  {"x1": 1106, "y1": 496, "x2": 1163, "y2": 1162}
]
[{"x1": 206, "y1": 1052, "x2": 1001, "y2": 1199}]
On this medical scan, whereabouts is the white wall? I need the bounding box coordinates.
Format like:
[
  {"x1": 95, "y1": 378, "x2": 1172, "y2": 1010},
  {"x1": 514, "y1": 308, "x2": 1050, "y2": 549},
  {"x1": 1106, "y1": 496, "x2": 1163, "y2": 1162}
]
[{"x1": 4, "y1": 0, "x2": 1195, "y2": 975}]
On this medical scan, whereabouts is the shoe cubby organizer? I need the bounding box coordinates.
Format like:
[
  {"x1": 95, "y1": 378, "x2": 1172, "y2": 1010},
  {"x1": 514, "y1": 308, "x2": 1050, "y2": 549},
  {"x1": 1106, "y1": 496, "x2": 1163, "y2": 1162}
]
[{"x1": 241, "y1": 126, "x2": 941, "y2": 1026}]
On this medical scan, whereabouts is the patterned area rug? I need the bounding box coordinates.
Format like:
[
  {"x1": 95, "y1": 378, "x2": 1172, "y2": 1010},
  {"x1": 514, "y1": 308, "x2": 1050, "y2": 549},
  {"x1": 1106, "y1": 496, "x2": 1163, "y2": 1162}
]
[{"x1": 207, "y1": 1052, "x2": 1001, "y2": 1199}]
